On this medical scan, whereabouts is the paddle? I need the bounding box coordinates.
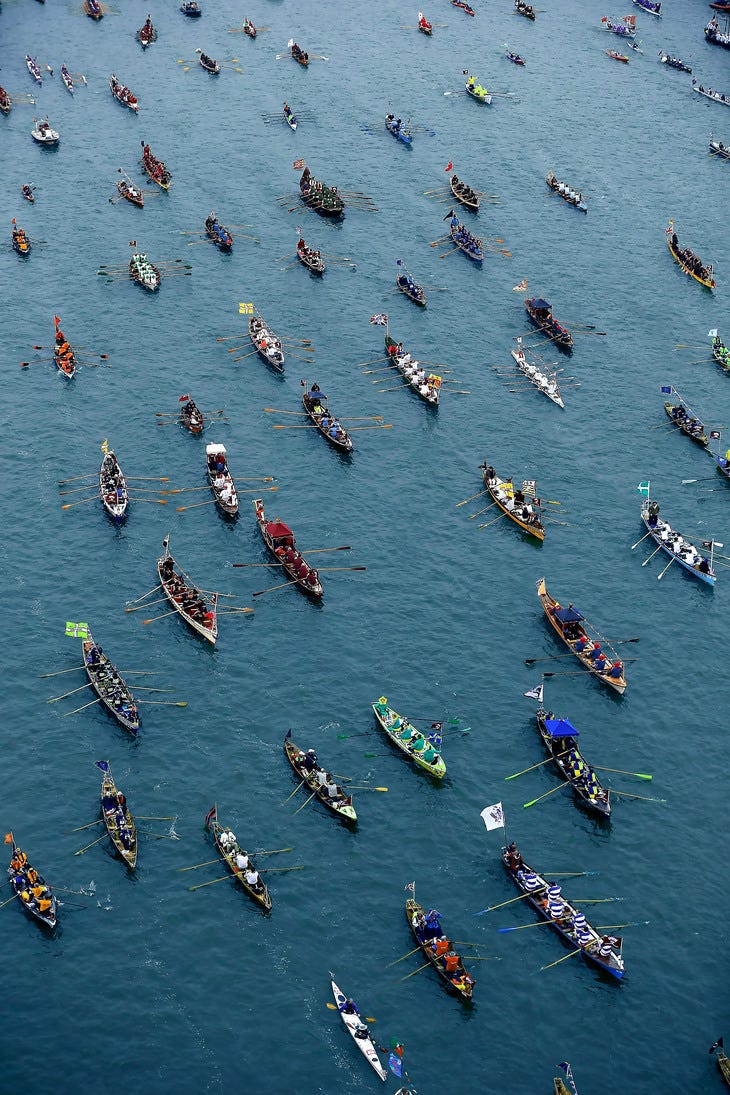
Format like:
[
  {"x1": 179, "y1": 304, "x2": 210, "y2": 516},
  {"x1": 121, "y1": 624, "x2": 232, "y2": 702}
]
[
  {"x1": 126, "y1": 584, "x2": 162, "y2": 605},
  {"x1": 63, "y1": 698, "x2": 101, "y2": 717},
  {"x1": 325, "y1": 1003, "x2": 377, "y2": 1021},
  {"x1": 189, "y1": 874, "x2": 235, "y2": 892},
  {"x1": 282, "y1": 781, "x2": 305, "y2": 804},
  {"x1": 386, "y1": 946, "x2": 421, "y2": 968},
  {"x1": 642, "y1": 544, "x2": 664, "y2": 566},
  {"x1": 293, "y1": 790, "x2": 317, "y2": 815},
  {"x1": 469, "y1": 502, "x2": 499, "y2": 520},
  {"x1": 455, "y1": 488, "x2": 490, "y2": 507},
  {"x1": 344, "y1": 785, "x2": 387, "y2": 792},
  {"x1": 61, "y1": 497, "x2": 98, "y2": 510},
  {"x1": 48, "y1": 682, "x2": 94, "y2": 703},
  {"x1": 67, "y1": 820, "x2": 104, "y2": 834},
  {"x1": 474, "y1": 889, "x2": 545, "y2": 915},
  {"x1": 0, "y1": 893, "x2": 20, "y2": 911},
  {"x1": 631, "y1": 530, "x2": 653, "y2": 549},
  {"x1": 539, "y1": 947, "x2": 583, "y2": 972},
  {"x1": 657, "y1": 557, "x2": 675, "y2": 580}
]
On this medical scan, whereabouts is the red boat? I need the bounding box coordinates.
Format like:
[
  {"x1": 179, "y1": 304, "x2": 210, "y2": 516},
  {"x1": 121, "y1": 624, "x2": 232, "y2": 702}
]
[
  {"x1": 452, "y1": 0, "x2": 475, "y2": 13},
  {"x1": 710, "y1": 1, "x2": 730, "y2": 10},
  {"x1": 418, "y1": 11, "x2": 433, "y2": 33},
  {"x1": 137, "y1": 16, "x2": 157, "y2": 47},
  {"x1": 606, "y1": 48, "x2": 629, "y2": 62}
]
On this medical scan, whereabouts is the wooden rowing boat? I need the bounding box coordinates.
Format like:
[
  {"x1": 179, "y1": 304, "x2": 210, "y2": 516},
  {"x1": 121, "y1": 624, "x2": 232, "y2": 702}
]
[
  {"x1": 449, "y1": 174, "x2": 480, "y2": 211},
  {"x1": 205, "y1": 213, "x2": 233, "y2": 251},
  {"x1": 26, "y1": 55, "x2": 43, "y2": 84},
  {"x1": 633, "y1": 0, "x2": 661, "y2": 13},
  {"x1": 12, "y1": 223, "x2": 31, "y2": 256},
  {"x1": 243, "y1": 18, "x2": 256, "y2": 37},
  {"x1": 53, "y1": 318, "x2": 76, "y2": 377},
  {"x1": 296, "y1": 237, "x2": 325, "y2": 274},
  {"x1": 502, "y1": 844, "x2": 625, "y2": 978},
  {"x1": 535, "y1": 707, "x2": 611, "y2": 817},
  {"x1": 385, "y1": 115, "x2": 413, "y2": 145},
  {"x1": 299, "y1": 167, "x2": 344, "y2": 216},
  {"x1": 206, "y1": 442, "x2": 238, "y2": 516},
  {"x1": 712, "y1": 333, "x2": 730, "y2": 370},
  {"x1": 0, "y1": 86, "x2": 11, "y2": 114},
  {"x1": 284, "y1": 102, "x2": 297, "y2": 129},
  {"x1": 181, "y1": 2, "x2": 202, "y2": 15},
  {"x1": 418, "y1": 13, "x2": 433, "y2": 33},
  {"x1": 606, "y1": 48, "x2": 630, "y2": 62},
  {"x1": 99, "y1": 450, "x2": 128, "y2": 521},
  {"x1": 372, "y1": 698, "x2": 446, "y2": 778},
  {"x1": 302, "y1": 382, "x2": 353, "y2": 452},
  {"x1": 129, "y1": 250, "x2": 160, "y2": 291},
  {"x1": 640, "y1": 496, "x2": 716, "y2": 585},
  {"x1": 158, "y1": 534, "x2": 218, "y2": 643},
  {"x1": 196, "y1": 49, "x2": 220, "y2": 73},
  {"x1": 181, "y1": 397, "x2": 204, "y2": 433},
  {"x1": 82, "y1": 631, "x2": 140, "y2": 735},
  {"x1": 546, "y1": 170, "x2": 587, "y2": 212},
  {"x1": 525, "y1": 297, "x2": 574, "y2": 350},
  {"x1": 99, "y1": 763, "x2": 138, "y2": 867},
  {"x1": 396, "y1": 272, "x2": 426, "y2": 305},
  {"x1": 110, "y1": 74, "x2": 138, "y2": 111},
  {"x1": 452, "y1": 0, "x2": 475, "y2": 13},
  {"x1": 705, "y1": 18, "x2": 730, "y2": 48},
  {"x1": 385, "y1": 334, "x2": 441, "y2": 404},
  {"x1": 7, "y1": 838, "x2": 57, "y2": 929},
  {"x1": 22, "y1": 185, "x2": 35, "y2": 203},
  {"x1": 716, "y1": 1045, "x2": 730, "y2": 1087},
  {"x1": 330, "y1": 975, "x2": 387, "y2": 1081},
  {"x1": 480, "y1": 462, "x2": 545, "y2": 540},
  {"x1": 465, "y1": 77, "x2": 492, "y2": 104},
  {"x1": 554, "y1": 1079, "x2": 571, "y2": 1094},
  {"x1": 659, "y1": 52, "x2": 690, "y2": 73},
  {"x1": 249, "y1": 314, "x2": 285, "y2": 372},
  {"x1": 284, "y1": 736, "x2": 357, "y2": 821},
  {"x1": 536, "y1": 577, "x2": 627, "y2": 693},
  {"x1": 510, "y1": 339, "x2": 564, "y2": 407},
  {"x1": 710, "y1": 136, "x2": 730, "y2": 159},
  {"x1": 117, "y1": 178, "x2": 144, "y2": 207},
  {"x1": 137, "y1": 20, "x2": 157, "y2": 47},
  {"x1": 449, "y1": 215, "x2": 483, "y2": 260},
  {"x1": 663, "y1": 399, "x2": 708, "y2": 446},
  {"x1": 291, "y1": 41, "x2": 309, "y2": 66},
  {"x1": 60, "y1": 65, "x2": 74, "y2": 93},
  {"x1": 515, "y1": 0, "x2": 535, "y2": 18},
  {"x1": 252, "y1": 498, "x2": 323, "y2": 597},
  {"x1": 666, "y1": 221, "x2": 715, "y2": 289},
  {"x1": 405, "y1": 897, "x2": 475, "y2": 999},
  {"x1": 84, "y1": 0, "x2": 103, "y2": 19},
  {"x1": 140, "y1": 142, "x2": 172, "y2": 190},
  {"x1": 206, "y1": 805, "x2": 271, "y2": 910}
]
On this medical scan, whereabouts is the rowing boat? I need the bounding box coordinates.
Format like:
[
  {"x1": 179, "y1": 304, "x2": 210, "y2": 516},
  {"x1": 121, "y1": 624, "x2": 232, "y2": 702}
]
[
  {"x1": 82, "y1": 631, "x2": 140, "y2": 735},
  {"x1": 291, "y1": 41, "x2": 309, "y2": 66},
  {"x1": 330, "y1": 975, "x2": 387, "y2": 1081},
  {"x1": 663, "y1": 398, "x2": 708, "y2": 446},
  {"x1": 372, "y1": 697, "x2": 446, "y2": 778},
  {"x1": 705, "y1": 18, "x2": 730, "y2": 48},
  {"x1": 405, "y1": 897, "x2": 475, "y2": 999},
  {"x1": 465, "y1": 77, "x2": 492, "y2": 104},
  {"x1": 600, "y1": 15, "x2": 635, "y2": 37},
  {"x1": 158, "y1": 534, "x2": 218, "y2": 643},
  {"x1": 137, "y1": 19, "x2": 157, "y2": 47},
  {"x1": 206, "y1": 442, "x2": 238, "y2": 516},
  {"x1": 12, "y1": 222, "x2": 31, "y2": 256},
  {"x1": 22, "y1": 184, "x2": 35, "y2": 202},
  {"x1": 141, "y1": 142, "x2": 172, "y2": 190},
  {"x1": 110, "y1": 74, "x2": 138, "y2": 112},
  {"x1": 196, "y1": 48, "x2": 220, "y2": 73},
  {"x1": 640, "y1": 496, "x2": 716, "y2": 585},
  {"x1": 710, "y1": 136, "x2": 730, "y2": 159},
  {"x1": 206, "y1": 805, "x2": 272, "y2": 911},
  {"x1": 284, "y1": 736, "x2": 357, "y2": 821},
  {"x1": 181, "y1": 397, "x2": 204, "y2": 433},
  {"x1": 509, "y1": 340, "x2": 564, "y2": 406},
  {"x1": 60, "y1": 65, "x2": 74, "y2": 93},
  {"x1": 302, "y1": 382, "x2": 353, "y2": 452},
  {"x1": 502, "y1": 843, "x2": 625, "y2": 978},
  {"x1": 243, "y1": 18, "x2": 256, "y2": 37},
  {"x1": 632, "y1": 0, "x2": 661, "y2": 12},
  {"x1": 99, "y1": 450, "x2": 128, "y2": 521},
  {"x1": 714, "y1": 1043, "x2": 730, "y2": 1087},
  {"x1": 418, "y1": 12, "x2": 433, "y2": 33},
  {"x1": 659, "y1": 52, "x2": 691, "y2": 73},
  {"x1": 480, "y1": 462, "x2": 545, "y2": 539},
  {"x1": 396, "y1": 271, "x2": 426, "y2": 305},
  {"x1": 666, "y1": 222, "x2": 715, "y2": 287},
  {"x1": 546, "y1": 170, "x2": 588, "y2": 212},
  {"x1": 712, "y1": 333, "x2": 730, "y2": 370},
  {"x1": 449, "y1": 215, "x2": 483, "y2": 261},
  {"x1": 535, "y1": 707, "x2": 611, "y2": 817},
  {"x1": 252, "y1": 497, "x2": 323, "y2": 597},
  {"x1": 506, "y1": 50, "x2": 525, "y2": 64},
  {"x1": 515, "y1": 0, "x2": 535, "y2": 18},
  {"x1": 691, "y1": 79, "x2": 730, "y2": 109},
  {"x1": 536, "y1": 577, "x2": 627, "y2": 693},
  {"x1": 385, "y1": 334, "x2": 441, "y2": 403},
  {"x1": 249, "y1": 314, "x2": 285, "y2": 372},
  {"x1": 554, "y1": 1080, "x2": 571, "y2": 1095},
  {"x1": 284, "y1": 102, "x2": 297, "y2": 129},
  {"x1": 385, "y1": 114, "x2": 413, "y2": 145},
  {"x1": 117, "y1": 176, "x2": 144, "y2": 207},
  {"x1": 205, "y1": 212, "x2": 233, "y2": 251},
  {"x1": 26, "y1": 55, "x2": 43, "y2": 84},
  {"x1": 84, "y1": 0, "x2": 103, "y2": 19},
  {"x1": 525, "y1": 297, "x2": 574, "y2": 350},
  {"x1": 299, "y1": 167, "x2": 344, "y2": 216},
  {"x1": 296, "y1": 237, "x2": 325, "y2": 275},
  {"x1": 129, "y1": 249, "x2": 160, "y2": 291},
  {"x1": 0, "y1": 86, "x2": 11, "y2": 114},
  {"x1": 181, "y1": 2, "x2": 202, "y2": 15},
  {"x1": 449, "y1": 174, "x2": 480, "y2": 211},
  {"x1": 99, "y1": 763, "x2": 138, "y2": 867},
  {"x1": 7, "y1": 838, "x2": 57, "y2": 929},
  {"x1": 54, "y1": 317, "x2": 76, "y2": 377},
  {"x1": 606, "y1": 48, "x2": 630, "y2": 62}
]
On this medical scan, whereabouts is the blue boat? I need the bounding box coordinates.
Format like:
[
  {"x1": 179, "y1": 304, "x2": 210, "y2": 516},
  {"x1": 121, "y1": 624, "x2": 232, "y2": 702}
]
[
  {"x1": 385, "y1": 114, "x2": 412, "y2": 146},
  {"x1": 640, "y1": 494, "x2": 716, "y2": 585},
  {"x1": 180, "y1": 1, "x2": 202, "y2": 14}
]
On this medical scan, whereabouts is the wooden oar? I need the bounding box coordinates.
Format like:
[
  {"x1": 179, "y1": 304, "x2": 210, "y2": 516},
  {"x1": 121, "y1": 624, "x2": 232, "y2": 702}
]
[
  {"x1": 293, "y1": 790, "x2": 317, "y2": 815},
  {"x1": 315, "y1": 566, "x2": 366, "y2": 572},
  {"x1": 73, "y1": 833, "x2": 108, "y2": 856},
  {"x1": 455, "y1": 488, "x2": 489, "y2": 507},
  {"x1": 504, "y1": 750, "x2": 571, "y2": 780},
  {"x1": 475, "y1": 889, "x2": 545, "y2": 915},
  {"x1": 39, "y1": 665, "x2": 86, "y2": 679},
  {"x1": 657, "y1": 557, "x2": 675, "y2": 581},
  {"x1": 524, "y1": 640, "x2": 639, "y2": 664},
  {"x1": 282, "y1": 781, "x2": 305, "y2": 804},
  {"x1": 136, "y1": 700, "x2": 188, "y2": 707},
  {"x1": 0, "y1": 893, "x2": 20, "y2": 911},
  {"x1": 385, "y1": 946, "x2": 422, "y2": 968},
  {"x1": 57, "y1": 473, "x2": 96, "y2": 484},
  {"x1": 126, "y1": 584, "x2": 163, "y2": 605},
  {"x1": 126, "y1": 596, "x2": 169, "y2": 612},
  {"x1": 399, "y1": 962, "x2": 431, "y2": 982},
  {"x1": 253, "y1": 579, "x2": 299, "y2": 597},
  {"x1": 61, "y1": 497, "x2": 98, "y2": 510},
  {"x1": 523, "y1": 783, "x2": 570, "y2": 808},
  {"x1": 177, "y1": 858, "x2": 224, "y2": 872},
  {"x1": 478, "y1": 511, "x2": 510, "y2": 530},
  {"x1": 48, "y1": 682, "x2": 94, "y2": 703},
  {"x1": 142, "y1": 610, "x2": 185, "y2": 625},
  {"x1": 468, "y1": 501, "x2": 499, "y2": 520},
  {"x1": 631, "y1": 530, "x2": 653, "y2": 550},
  {"x1": 63, "y1": 698, "x2": 101, "y2": 717},
  {"x1": 253, "y1": 848, "x2": 293, "y2": 856},
  {"x1": 539, "y1": 947, "x2": 583, "y2": 972},
  {"x1": 257, "y1": 865, "x2": 304, "y2": 873},
  {"x1": 67, "y1": 820, "x2": 104, "y2": 833},
  {"x1": 189, "y1": 874, "x2": 235, "y2": 892},
  {"x1": 642, "y1": 544, "x2": 664, "y2": 567}
]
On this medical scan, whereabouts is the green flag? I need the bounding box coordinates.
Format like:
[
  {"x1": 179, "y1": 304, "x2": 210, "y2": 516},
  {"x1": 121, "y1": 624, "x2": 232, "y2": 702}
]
[
  {"x1": 65, "y1": 622, "x2": 89, "y2": 639},
  {"x1": 636, "y1": 482, "x2": 650, "y2": 496}
]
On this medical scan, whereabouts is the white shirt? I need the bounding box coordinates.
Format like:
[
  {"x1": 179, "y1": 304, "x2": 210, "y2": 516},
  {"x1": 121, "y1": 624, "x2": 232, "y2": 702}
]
[{"x1": 236, "y1": 853, "x2": 249, "y2": 870}]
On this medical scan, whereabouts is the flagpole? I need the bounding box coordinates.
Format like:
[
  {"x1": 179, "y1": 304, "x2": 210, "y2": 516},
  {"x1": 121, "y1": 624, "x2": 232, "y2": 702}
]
[{"x1": 711, "y1": 539, "x2": 715, "y2": 572}]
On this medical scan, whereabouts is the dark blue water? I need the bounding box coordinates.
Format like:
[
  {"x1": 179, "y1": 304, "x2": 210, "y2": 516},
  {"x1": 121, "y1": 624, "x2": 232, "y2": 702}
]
[{"x1": 3, "y1": 0, "x2": 730, "y2": 1091}]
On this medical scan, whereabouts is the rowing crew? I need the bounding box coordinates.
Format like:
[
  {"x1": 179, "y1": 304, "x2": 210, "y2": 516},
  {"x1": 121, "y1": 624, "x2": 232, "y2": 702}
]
[
  {"x1": 273, "y1": 542, "x2": 321, "y2": 590},
  {"x1": 450, "y1": 213, "x2": 482, "y2": 252},
  {"x1": 483, "y1": 466, "x2": 541, "y2": 527},
  {"x1": 645, "y1": 504, "x2": 713, "y2": 572},
  {"x1": 297, "y1": 749, "x2": 349, "y2": 804},
  {"x1": 390, "y1": 343, "x2": 441, "y2": 400},
  {"x1": 8, "y1": 849, "x2": 54, "y2": 916},
  {"x1": 217, "y1": 830, "x2": 264, "y2": 889},
  {"x1": 667, "y1": 402, "x2": 705, "y2": 438},
  {"x1": 160, "y1": 557, "x2": 215, "y2": 625},
  {"x1": 410, "y1": 909, "x2": 474, "y2": 992}
]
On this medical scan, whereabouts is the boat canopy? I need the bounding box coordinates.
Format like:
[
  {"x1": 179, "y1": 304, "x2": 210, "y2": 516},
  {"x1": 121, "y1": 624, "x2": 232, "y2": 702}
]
[
  {"x1": 206, "y1": 443, "x2": 227, "y2": 456},
  {"x1": 266, "y1": 521, "x2": 293, "y2": 538},
  {"x1": 530, "y1": 298, "x2": 551, "y2": 310},
  {"x1": 307, "y1": 389, "x2": 326, "y2": 401},
  {"x1": 544, "y1": 718, "x2": 579, "y2": 738},
  {"x1": 553, "y1": 605, "x2": 584, "y2": 623}
]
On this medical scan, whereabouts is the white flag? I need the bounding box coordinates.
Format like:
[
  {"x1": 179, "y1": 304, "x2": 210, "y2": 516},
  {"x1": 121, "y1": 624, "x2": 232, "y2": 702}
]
[
  {"x1": 709, "y1": 329, "x2": 718, "y2": 338},
  {"x1": 404, "y1": 880, "x2": 415, "y2": 893},
  {"x1": 521, "y1": 479, "x2": 537, "y2": 497},
  {"x1": 369, "y1": 313, "x2": 388, "y2": 326},
  {"x1": 481, "y1": 802, "x2": 505, "y2": 831},
  {"x1": 524, "y1": 683, "x2": 543, "y2": 702}
]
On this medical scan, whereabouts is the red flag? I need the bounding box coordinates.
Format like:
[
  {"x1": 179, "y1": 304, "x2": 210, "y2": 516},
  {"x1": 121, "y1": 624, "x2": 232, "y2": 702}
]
[
  {"x1": 54, "y1": 315, "x2": 61, "y2": 326},
  {"x1": 179, "y1": 393, "x2": 190, "y2": 402},
  {"x1": 445, "y1": 161, "x2": 453, "y2": 172},
  {"x1": 4, "y1": 833, "x2": 14, "y2": 845}
]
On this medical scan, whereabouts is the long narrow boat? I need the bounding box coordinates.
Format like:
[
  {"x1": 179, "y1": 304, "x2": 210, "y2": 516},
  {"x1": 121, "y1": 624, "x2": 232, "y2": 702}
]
[
  {"x1": 117, "y1": 172, "x2": 144, "y2": 207},
  {"x1": 536, "y1": 578, "x2": 627, "y2": 693},
  {"x1": 510, "y1": 338, "x2": 564, "y2": 407},
  {"x1": 140, "y1": 142, "x2": 172, "y2": 190},
  {"x1": 249, "y1": 314, "x2": 285, "y2": 372},
  {"x1": 371, "y1": 697, "x2": 446, "y2": 778},
  {"x1": 555, "y1": 1080, "x2": 571, "y2": 1095},
  {"x1": 449, "y1": 214, "x2": 483, "y2": 261},
  {"x1": 710, "y1": 135, "x2": 730, "y2": 159},
  {"x1": 711, "y1": 332, "x2": 730, "y2": 370},
  {"x1": 659, "y1": 52, "x2": 691, "y2": 73},
  {"x1": 666, "y1": 220, "x2": 715, "y2": 288},
  {"x1": 99, "y1": 450, "x2": 128, "y2": 521},
  {"x1": 60, "y1": 65, "x2": 74, "y2": 93},
  {"x1": 480, "y1": 462, "x2": 545, "y2": 540},
  {"x1": 99, "y1": 762, "x2": 138, "y2": 867},
  {"x1": 405, "y1": 898, "x2": 475, "y2": 999},
  {"x1": 252, "y1": 498, "x2": 323, "y2": 597},
  {"x1": 418, "y1": 12, "x2": 433, "y2": 33},
  {"x1": 640, "y1": 496, "x2": 716, "y2": 585},
  {"x1": 705, "y1": 18, "x2": 730, "y2": 48},
  {"x1": 330, "y1": 976, "x2": 387, "y2": 1081},
  {"x1": 137, "y1": 18, "x2": 157, "y2": 47},
  {"x1": 291, "y1": 41, "x2": 309, "y2": 66},
  {"x1": 54, "y1": 317, "x2": 76, "y2": 377},
  {"x1": 82, "y1": 631, "x2": 140, "y2": 735},
  {"x1": 181, "y1": 1, "x2": 202, "y2": 15},
  {"x1": 158, "y1": 534, "x2": 218, "y2": 643},
  {"x1": 205, "y1": 212, "x2": 233, "y2": 251},
  {"x1": 302, "y1": 382, "x2": 353, "y2": 452},
  {"x1": 385, "y1": 114, "x2": 413, "y2": 145},
  {"x1": 299, "y1": 167, "x2": 344, "y2": 216},
  {"x1": 385, "y1": 334, "x2": 441, "y2": 403},
  {"x1": 396, "y1": 269, "x2": 426, "y2": 305},
  {"x1": 692, "y1": 79, "x2": 730, "y2": 109},
  {"x1": 129, "y1": 249, "x2": 160, "y2": 291},
  {"x1": 525, "y1": 297, "x2": 574, "y2": 350},
  {"x1": 0, "y1": 86, "x2": 11, "y2": 113},
  {"x1": 12, "y1": 221, "x2": 31, "y2": 256},
  {"x1": 296, "y1": 236, "x2": 325, "y2": 275},
  {"x1": 110, "y1": 74, "x2": 139, "y2": 112},
  {"x1": 206, "y1": 805, "x2": 272, "y2": 911},
  {"x1": 535, "y1": 708, "x2": 611, "y2": 817},
  {"x1": 632, "y1": 0, "x2": 660, "y2": 13},
  {"x1": 663, "y1": 396, "x2": 708, "y2": 446},
  {"x1": 465, "y1": 76, "x2": 492, "y2": 104},
  {"x1": 711, "y1": 1041, "x2": 730, "y2": 1087},
  {"x1": 195, "y1": 48, "x2": 220, "y2": 73},
  {"x1": 449, "y1": 174, "x2": 480, "y2": 211},
  {"x1": 546, "y1": 170, "x2": 588, "y2": 212},
  {"x1": 22, "y1": 184, "x2": 35, "y2": 202},
  {"x1": 600, "y1": 14, "x2": 635, "y2": 37},
  {"x1": 502, "y1": 844, "x2": 625, "y2": 978},
  {"x1": 605, "y1": 48, "x2": 630, "y2": 62},
  {"x1": 284, "y1": 102, "x2": 297, "y2": 129},
  {"x1": 243, "y1": 18, "x2": 256, "y2": 37},
  {"x1": 283, "y1": 736, "x2": 357, "y2": 821},
  {"x1": 515, "y1": 0, "x2": 535, "y2": 18},
  {"x1": 181, "y1": 397, "x2": 204, "y2": 433},
  {"x1": 7, "y1": 836, "x2": 57, "y2": 929},
  {"x1": 206, "y1": 442, "x2": 238, "y2": 516},
  {"x1": 26, "y1": 55, "x2": 44, "y2": 84}
]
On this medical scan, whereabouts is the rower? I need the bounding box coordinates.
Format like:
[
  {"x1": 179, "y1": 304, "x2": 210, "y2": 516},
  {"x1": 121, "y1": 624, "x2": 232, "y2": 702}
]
[
  {"x1": 523, "y1": 870, "x2": 541, "y2": 892},
  {"x1": 597, "y1": 935, "x2": 614, "y2": 958},
  {"x1": 244, "y1": 867, "x2": 261, "y2": 888},
  {"x1": 431, "y1": 937, "x2": 450, "y2": 958},
  {"x1": 235, "y1": 851, "x2": 249, "y2": 872},
  {"x1": 302, "y1": 749, "x2": 317, "y2": 772},
  {"x1": 506, "y1": 842, "x2": 523, "y2": 871},
  {"x1": 443, "y1": 951, "x2": 460, "y2": 974},
  {"x1": 339, "y1": 998, "x2": 359, "y2": 1015}
]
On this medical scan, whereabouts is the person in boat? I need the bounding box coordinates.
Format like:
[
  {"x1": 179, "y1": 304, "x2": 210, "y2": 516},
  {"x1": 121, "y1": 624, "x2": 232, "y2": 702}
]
[
  {"x1": 244, "y1": 867, "x2": 262, "y2": 889},
  {"x1": 609, "y1": 660, "x2": 623, "y2": 678},
  {"x1": 424, "y1": 909, "x2": 442, "y2": 939},
  {"x1": 443, "y1": 951, "x2": 460, "y2": 975},
  {"x1": 431, "y1": 937, "x2": 450, "y2": 958},
  {"x1": 339, "y1": 998, "x2": 359, "y2": 1015},
  {"x1": 506, "y1": 843, "x2": 523, "y2": 871}
]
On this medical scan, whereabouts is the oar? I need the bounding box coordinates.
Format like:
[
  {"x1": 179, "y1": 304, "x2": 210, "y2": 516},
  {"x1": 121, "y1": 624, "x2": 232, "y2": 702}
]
[
  {"x1": 61, "y1": 497, "x2": 98, "y2": 510},
  {"x1": 126, "y1": 597, "x2": 169, "y2": 612},
  {"x1": 475, "y1": 889, "x2": 545, "y2": 915},
  {"x1": 47, "y1": 682, "x2": 94, "y2": 703},
  {"x1": 142, "y1": 610, "x2": 185, "y2": 625},
  {"x1": 593, "y1": 766, "x2": 652, "y2": 780},
  {"x1": 134, "y1": 816, "x2": 178, "y2": 821},
  {"x1": 399, "y1": 962, "x2": 431, "y2": 982},
  {"x1": 257, "y1": 865, "x2": 304, "y2": 873},
  {"x1": 282, "y1": 781, "x2": 305, "y2": 804},
  {"x1": 631, "y1": 530, "x2": 653, "y2": 550},
  {"x1": 57, "y1": 473, "x2": 96, "y2": 484},
  {"x1": 67, "y1": 820, "x2": 104, "y2": 834},
  {"x1": 177, "y1": 858, "x2": 224, "y2": 872},
  {"x1": 39, "y1": 665, "x2": 86, "y2": 679},
  {"x1": 314, "y1": 567, "x2": 366, "y2": 572},
  {"x1": 468, "y1": 501, "x2": 499, "y2": 520},
  {"x1": 504, "y1": 750, "x2": 571, "y2": 781},
  {"x1": 325, "y1": 1003, "x2": 377, "y2": 1022},
  {"x1": 63, "y1": 698, "x2": 101, "y2": 717},
  {"x1": 136, "y1": 700, "x2": 188, "y2": 707},
  {"x1": 498, "y1": 921, "x2": 562, "y2": 933},
  {"x1": 253, "y1": 848, "x2": 293, "y2": 856},
  {"x1": 126, "y1": 584, "x2": 162, "y2": 605},
  {"x1": 253, "y1": 579, "x2": 300, "y2": 597},
  {"x1": 642, "y1": 544, "x2": 664, "y2": 566},
  {"x1": 523, "y1": 783, "x2": 570, "y2": 809},
  {"x1": 608, "y1": 790, "x2": 666, "y2": 803},
  {"x1": 293, "y1": 790, "x2": 317, "y2": 815},
  {"x1": 455, "y1": 488, "x2": 490, "y2": 507},
  {"x1": 0, "y1": 893, "x2": 19, "y2": 911},
  {"x1": 73, "y1": 833, "x2": 108, "y2": 856},
  {"x1": 524, "y1": 640, "x2": 639, "y2": 663},
  {"x1": 189, "y1": 874, "x2": 234, "y2": 892},
  {"x1": 386, "y1": 946, "x2": 422, "y2": 968},
  {"x1": 657, "y1": 557, "x2": 675, "y2": 580},
  {"x1": 343, "y1": 785, "x2": 387, "y2": 791},
  {"x1": 539, "y1": 947, "x2": 583, "y2": 972},
  {"x1": 478, "y1": 511, "x2": 510, "y2": 530}
]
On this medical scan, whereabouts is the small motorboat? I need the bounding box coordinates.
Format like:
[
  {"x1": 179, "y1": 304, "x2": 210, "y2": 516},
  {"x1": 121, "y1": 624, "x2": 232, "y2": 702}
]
[
  {"x1": 195, "y1": 48, "x2": 220, "y2": 73},
  {"x1": 22, "y1": 184, "x2": 35, "y2": 203},
  {"x1": 31, "y1": 116, "x2": 59, "y2": 145},
  {"x1": 181, "y1": 1, "x2": 202, "y2": 14}
]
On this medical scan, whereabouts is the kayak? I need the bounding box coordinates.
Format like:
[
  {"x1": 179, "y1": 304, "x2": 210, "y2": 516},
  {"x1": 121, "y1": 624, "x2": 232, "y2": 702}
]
[{"x1": 330, "y1": 975, "x2": 387, "y2": 1082}]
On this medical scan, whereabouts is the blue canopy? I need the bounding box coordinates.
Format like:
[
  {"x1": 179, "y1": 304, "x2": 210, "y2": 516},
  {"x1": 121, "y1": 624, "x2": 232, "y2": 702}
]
[
  {"x1": 308, "y1": 390, "x2": 326, "y2": 401},
  {"x1": 530, "y1": 298, "x2": 551, "y2": 310},
  {"x1": 544, "y1": 718, "x2": 579, "y2": 738},
  {"x1": 553, "y1": 605, "x2": 584, "y2": 623}
]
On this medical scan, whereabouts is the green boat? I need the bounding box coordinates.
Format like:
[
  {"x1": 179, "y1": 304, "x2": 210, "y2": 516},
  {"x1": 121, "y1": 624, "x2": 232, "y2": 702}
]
[{"x1": 372, "y1": 697, "x2": 446, "y2": 778}]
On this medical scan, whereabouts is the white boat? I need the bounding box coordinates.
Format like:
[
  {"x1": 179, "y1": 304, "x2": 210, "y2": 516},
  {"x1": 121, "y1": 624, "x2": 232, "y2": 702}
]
[
  {"x1": 465, "y1": 77, "x2": 492, "y2": 104},
  {"x1": 640, "y1": 495, "x2": 716, "y2": 585},
  {"x1": 248, "y1": 315, "x2": 285, "y2": 372},
  {"x1": 60, "y1": 64, "x2": 74, "y2": 93},
  {"x1": 330, "y1": 975, "x2": 387, "y2": 1082},
  {"x1": 510, "y1": 339, "x2": 564, "y2": 407},
  {"x1": 25, "y1": 55, "x2": 45, "y2": 84},
  {"x1": 710, "y1": 135, "x2": 730, "y2": 158},
  {"x1": 692, "y1": 79, "x2": 730, "y2": 106},
  {"x1": 385, "y1": 335, "x2": 440, "y2": 404},
  {"x1": 31, "y1": 116, "x2": 59, "y2": 144},
  {"x1": 99, "y1": 450, "x2": 128, "y2": 521}
]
